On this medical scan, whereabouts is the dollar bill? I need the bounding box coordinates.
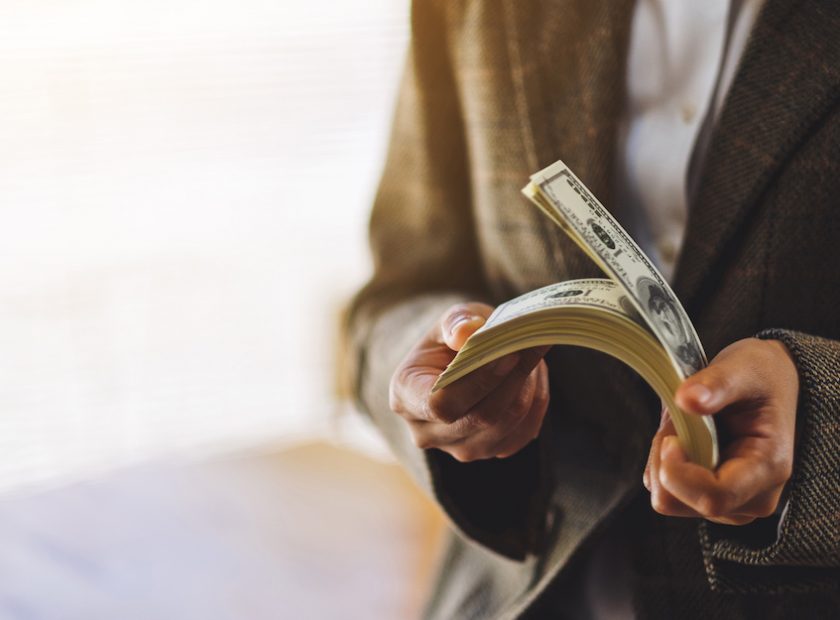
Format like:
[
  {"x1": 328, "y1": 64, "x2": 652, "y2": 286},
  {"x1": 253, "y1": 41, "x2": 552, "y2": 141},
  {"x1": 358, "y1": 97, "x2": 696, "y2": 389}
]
[
  {"x1": 524, "y1": 161, "x2": 707, "y2": 378},
  {"x1": 436, "y1": 278, "x2": 652, "y2": 387},
  {"x1": 481, "y1": 278, "x2": 646, "y2": 330}
]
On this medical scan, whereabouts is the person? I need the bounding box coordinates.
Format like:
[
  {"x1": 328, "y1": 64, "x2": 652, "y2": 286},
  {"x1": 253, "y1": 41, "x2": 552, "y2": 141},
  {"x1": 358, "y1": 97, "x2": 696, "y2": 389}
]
[{"x1": 346, "y1": 0, "x2": 840, "y2": 617}]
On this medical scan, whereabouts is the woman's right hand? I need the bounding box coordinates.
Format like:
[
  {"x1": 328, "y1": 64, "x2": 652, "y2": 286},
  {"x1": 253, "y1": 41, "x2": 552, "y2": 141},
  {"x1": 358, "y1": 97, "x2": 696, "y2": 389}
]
[{"x1": 389, "y1": 302, "x2": 551, "y2": 462}]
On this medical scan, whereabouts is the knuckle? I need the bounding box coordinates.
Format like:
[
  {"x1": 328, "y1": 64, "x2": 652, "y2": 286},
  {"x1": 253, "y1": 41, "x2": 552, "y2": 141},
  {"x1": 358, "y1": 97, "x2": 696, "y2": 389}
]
[
  {"x1": 533, "y1": 382, "x2": 550, "y2": 410},
  {"x1": 388, "y1": 379, "x2": 403, "y2": 414},
  {"x1": 452, "y1": 411, "x2": 490, "y2": 435},
  {"x1": 509, "y1": 363, "x2": 534, "y2": 385},
  {"x1": 650, "y1": 492, "x2": 671, "y2": 515},
  {"x1": 709, "y1": 515, "x2": 751, "y2": 526},
  {"x1": 512, "y1": 389, "x2": 532, "y2": 418},
  {"x1": 523, "y1": 414, "x2": 544, "y2": 438},
  {"x1": 658, "y1": 407, "x2": 672, "y2": 430},
  {"x1": 389, "y1": 365, "x2": 416, "y2": 414},
  {"x1": 780, "y1": 458, "x2": 794, "y2": 482},
  {"x1": 428, "y1": 402, "x2": 454, "y2": 424},
  {"x1": 473, "y1": 368, "x2": 505, "y2": 394},
  {"x1": 393, "y1": 359, "x2": 415, "y2": 385},
  {"x1": 496, "y1": 442, "x2": 525, "y2": 459},
  {"x1": 755, "y1": 499, "x2": 780, "y2": 518},
  {"x1": 696, "y1": 495, "x2": 718, "y2": 516},
  {"x1": 412, "y1": 433, "x2": 434, "y2": 451},
  {"x1": 772, "y1": 467, "x2": 793, "y2": 491},
  {"x1": 448, "y1": 448, "x2": 468, "y2": 463},
  {"x1": 769, "y1": 453, "x2": 794, "y2": 485},
  {"x1": 427, "y1": 393, "x2": 459, "y2": 423},
  {"x1": 710, "y1": 370, "x2": 733, "y2": 398},
  {"x1": 450, "y1": 445, "x2": 480, "y2": 463},
  {"x1": 697, "y1": 490, "x2": 732, "y2": 517}
]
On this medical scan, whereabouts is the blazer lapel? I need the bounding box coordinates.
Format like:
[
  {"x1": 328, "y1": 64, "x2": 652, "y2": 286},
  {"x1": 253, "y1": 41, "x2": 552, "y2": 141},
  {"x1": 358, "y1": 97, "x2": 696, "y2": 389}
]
[{"x1": 674, "y1": 0, "x2": 840, "y2": 313}]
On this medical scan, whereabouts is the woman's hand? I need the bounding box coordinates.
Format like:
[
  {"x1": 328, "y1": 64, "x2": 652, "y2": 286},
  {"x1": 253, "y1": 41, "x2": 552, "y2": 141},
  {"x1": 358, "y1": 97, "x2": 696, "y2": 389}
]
[
  {"x1": 644, "y1": 338, "x2": 799, "y2": 525},
  {"x1": 389, "y1": 302, "x2": 550, "y2": 462}
]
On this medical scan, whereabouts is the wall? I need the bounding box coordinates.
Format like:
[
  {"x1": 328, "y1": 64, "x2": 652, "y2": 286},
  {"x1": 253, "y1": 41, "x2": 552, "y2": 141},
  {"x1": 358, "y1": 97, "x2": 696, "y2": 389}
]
[{"x1": 0, "y1": 0, "x2": 409, "y2": 493}]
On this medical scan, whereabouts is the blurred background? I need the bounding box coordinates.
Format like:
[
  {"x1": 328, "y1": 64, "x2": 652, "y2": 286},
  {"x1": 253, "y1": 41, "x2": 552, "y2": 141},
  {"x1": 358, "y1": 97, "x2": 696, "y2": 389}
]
[{"x1": 0, "y1": 1, "x2": 445, "y2": 618}]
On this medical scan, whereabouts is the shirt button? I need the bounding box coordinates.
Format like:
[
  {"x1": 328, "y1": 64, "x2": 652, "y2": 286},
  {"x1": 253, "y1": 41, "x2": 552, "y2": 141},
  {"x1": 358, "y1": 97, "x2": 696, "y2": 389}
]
[
  {"x1": 660, "y1": 240, "x2": 677, "y2": 264},
  {"x1": 681, "y1": 102, "x2": 696, "y2": 124},
  {"x1": 545, "y1": 506, "x2": 556, "y2": 531}
]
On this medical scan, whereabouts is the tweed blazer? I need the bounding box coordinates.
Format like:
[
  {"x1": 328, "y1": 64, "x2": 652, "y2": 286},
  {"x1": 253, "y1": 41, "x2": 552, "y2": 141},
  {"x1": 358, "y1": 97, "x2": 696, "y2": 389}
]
[{"x1": 347, "y1": 0, "x2": 840, "y2": 617}]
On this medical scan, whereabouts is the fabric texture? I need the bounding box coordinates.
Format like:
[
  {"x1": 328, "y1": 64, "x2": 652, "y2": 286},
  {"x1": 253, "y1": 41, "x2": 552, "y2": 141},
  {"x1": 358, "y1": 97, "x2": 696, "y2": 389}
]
[
  {"x1": 346, "y1": 0, "x2": 840, "y2": 617},
  {"x1": 617, "y1": 0, "x2": 749, "y2": 281}
]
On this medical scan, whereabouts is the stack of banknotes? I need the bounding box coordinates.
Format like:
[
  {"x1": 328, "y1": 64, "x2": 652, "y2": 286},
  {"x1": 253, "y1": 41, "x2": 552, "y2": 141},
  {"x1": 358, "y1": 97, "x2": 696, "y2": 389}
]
[{"x1": 433, "y1": 160, "x2": 719, "y2": 469}]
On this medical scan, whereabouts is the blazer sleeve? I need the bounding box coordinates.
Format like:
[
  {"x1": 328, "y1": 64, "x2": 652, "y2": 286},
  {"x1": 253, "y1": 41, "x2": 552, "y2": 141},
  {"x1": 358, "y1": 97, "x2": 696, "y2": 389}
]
[
  {"x1": 699, "y1": 329, "x2": 840, "y2": 593},
  {"x1": 345, "y1": 1, "x2": 550, "y2": 561}
]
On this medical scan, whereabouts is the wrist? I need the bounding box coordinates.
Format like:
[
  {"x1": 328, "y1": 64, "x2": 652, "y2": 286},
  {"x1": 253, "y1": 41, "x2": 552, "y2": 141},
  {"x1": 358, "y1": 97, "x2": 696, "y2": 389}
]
[{"x1": 764, "y1": 338, "x2": 796, "y2": 368}]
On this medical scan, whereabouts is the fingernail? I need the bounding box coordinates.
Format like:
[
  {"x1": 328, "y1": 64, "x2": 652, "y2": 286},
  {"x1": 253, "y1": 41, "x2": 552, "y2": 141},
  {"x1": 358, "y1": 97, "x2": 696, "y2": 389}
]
[
  {"x1": 685, "y1": 383, "x2": 712, "y2": 407},
  {"x1": 492, "y1": 354, "x2": 519, "y2": 376},
  {"x1": 449, "y1": 314, "x2": 480, "y2": 337}
]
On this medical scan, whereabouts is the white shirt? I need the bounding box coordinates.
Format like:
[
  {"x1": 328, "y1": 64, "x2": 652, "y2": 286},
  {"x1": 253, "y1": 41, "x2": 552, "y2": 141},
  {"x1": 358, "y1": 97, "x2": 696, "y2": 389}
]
[
  {"x1": 575, "y1": 1, "x2": 767, "y2": 618},
  {"x1": 616, "y1": 0, "x2": 766, "y2": 282}
]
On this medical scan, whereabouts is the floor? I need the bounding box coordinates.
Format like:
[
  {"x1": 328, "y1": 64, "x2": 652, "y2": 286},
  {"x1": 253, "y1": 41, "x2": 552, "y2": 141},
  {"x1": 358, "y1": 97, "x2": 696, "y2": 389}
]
[{"x1": 0, "y1": 443, "x2": 445, "y2": 620}]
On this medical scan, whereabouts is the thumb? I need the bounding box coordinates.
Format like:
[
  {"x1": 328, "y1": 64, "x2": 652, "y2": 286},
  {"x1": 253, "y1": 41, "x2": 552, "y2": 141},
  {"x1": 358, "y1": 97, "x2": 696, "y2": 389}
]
[
  {"x1": 675, "y1": 349, "x2": 760, "y2": 415},
  {"x1": 439, "y1": 302, "x2": 494, "y2": 351}
]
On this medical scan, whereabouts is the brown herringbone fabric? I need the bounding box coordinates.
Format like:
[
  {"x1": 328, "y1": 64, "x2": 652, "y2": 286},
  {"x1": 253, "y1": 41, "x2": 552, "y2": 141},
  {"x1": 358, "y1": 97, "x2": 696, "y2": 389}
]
[{"x1": 346, "y1": 0, "x2": 840, "y2": 617}]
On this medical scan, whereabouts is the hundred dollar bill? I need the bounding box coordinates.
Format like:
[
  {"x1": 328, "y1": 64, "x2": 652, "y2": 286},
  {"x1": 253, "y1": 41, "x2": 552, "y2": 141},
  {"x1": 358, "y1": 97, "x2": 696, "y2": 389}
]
[
  {"x1": 436, "y1": 279, "x2": 645, "y2": 383},
  {"x1": 433, "y1": 277, "x2": 719, "y2": 468},
  {"x1": 480, "y1": 278, "x2": 645, "y2": 330},
  {"x1": 434, "y1": 160, "x2": 719, "y2": 467},
  {"x1": 524, "y1": 160, "x2": 707, "y2": 378},
  {"x1": 438, "y1": 278, "x2": 650, "y2": 381}
]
